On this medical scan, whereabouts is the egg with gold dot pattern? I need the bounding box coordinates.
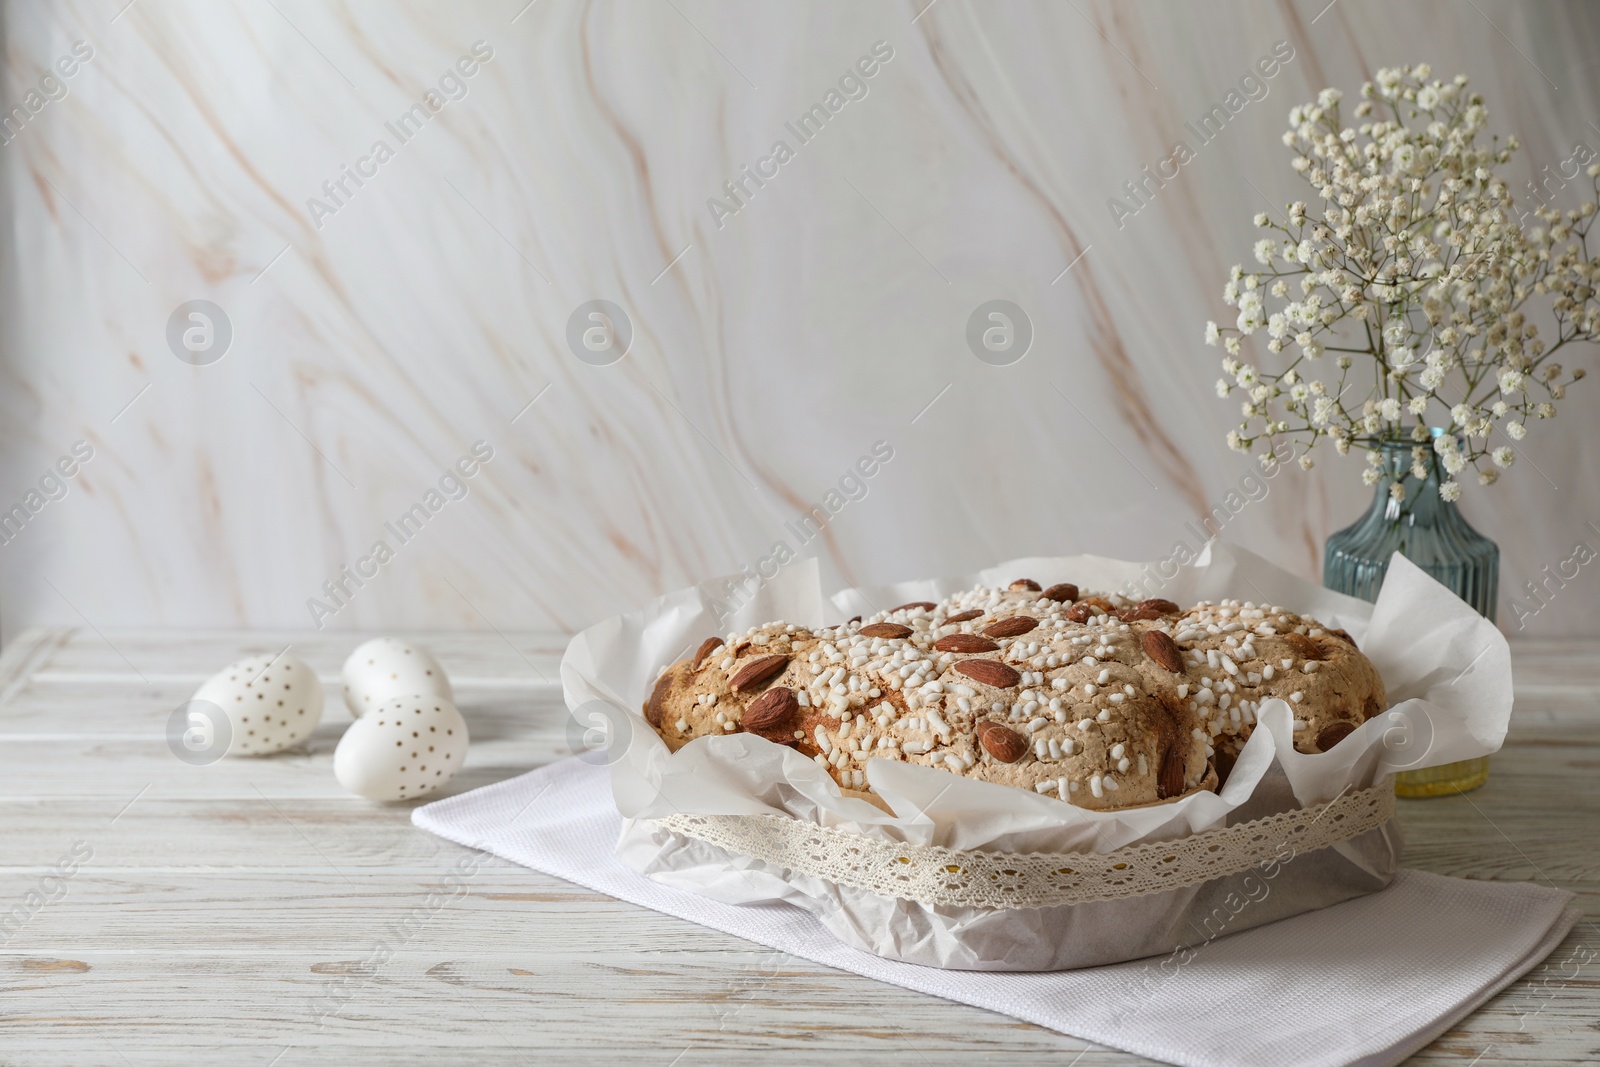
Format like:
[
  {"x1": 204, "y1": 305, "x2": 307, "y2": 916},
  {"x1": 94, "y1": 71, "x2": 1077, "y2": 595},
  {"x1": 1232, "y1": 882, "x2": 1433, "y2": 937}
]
[
  {"x1": 333, "y1": 695, "x2": 469, "y2": 801},
  {"x1": 192, "y1": 652, "x2": 324, "y2": 756},
  {"x1": 341, "y1": 637, "x2": 453, "y2": 718}
]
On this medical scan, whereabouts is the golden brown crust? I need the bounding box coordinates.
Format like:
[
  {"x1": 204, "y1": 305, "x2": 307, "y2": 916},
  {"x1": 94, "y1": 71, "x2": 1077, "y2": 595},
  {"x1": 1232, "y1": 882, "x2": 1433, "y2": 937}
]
[
  {"x1": 643, "y1": 586, "x2": 1385, "y2": 809},
  {"x1": 1144, "y1": 601, "x2": 1388, "y2": 774}
]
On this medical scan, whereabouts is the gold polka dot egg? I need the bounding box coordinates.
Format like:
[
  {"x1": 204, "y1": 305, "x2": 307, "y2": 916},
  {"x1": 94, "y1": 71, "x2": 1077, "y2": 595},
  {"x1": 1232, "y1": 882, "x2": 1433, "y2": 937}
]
[
  {"x1": 341, "y1": 637, "x2": 453, "y2": 718},
  {"x1": 191, "y1": 652, "x2": 324, "y2": 756},
  {"x1": 334, "y1": 695, "x2": 469, "y2": 802}
]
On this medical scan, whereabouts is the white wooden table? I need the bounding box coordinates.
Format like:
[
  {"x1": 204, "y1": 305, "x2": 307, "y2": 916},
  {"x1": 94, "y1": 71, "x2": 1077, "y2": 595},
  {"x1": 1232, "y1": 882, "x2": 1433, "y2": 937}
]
[{"x1": 1, "y1": 628, "x2": 1595, "y2": 1065}]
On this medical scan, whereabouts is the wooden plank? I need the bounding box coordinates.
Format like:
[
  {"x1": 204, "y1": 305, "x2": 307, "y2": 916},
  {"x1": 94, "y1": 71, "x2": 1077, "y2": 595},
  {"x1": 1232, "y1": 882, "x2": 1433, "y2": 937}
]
[
  {"x1": 0, "y1": 628, "x2": 74, "y2": 705},
  {"x1": 0, "y1": 681, "x2": 569, "y2": 738},
  {"x1": 0, "y1": 936, "x2": 1594, "y2": 1063},
  {"x1": 0, "y1": 862, "x2": 1595, "y2": 953},
  {"x1": 0, "y1": 1051, "x2": 1123, "y2": 1067},
  {"x1": 0, "y1": 798, "x2": 459, "y2": 869},
  {"x1": 20, "y1": 626, "x2": 568, "y2": 687},
  {"x1": 0, "y1": 942, "x2": 1095, "y2": 1053},
  {"x1": 0, "y1": 869, "x2": 779, "y2": 954},
  {"x1": 0, "y1": 736, "x2": 570, "y2": 799}
]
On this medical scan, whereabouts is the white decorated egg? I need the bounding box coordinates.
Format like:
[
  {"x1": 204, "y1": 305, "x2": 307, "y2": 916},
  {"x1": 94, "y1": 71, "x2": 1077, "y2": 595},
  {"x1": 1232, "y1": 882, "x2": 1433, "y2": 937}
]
[
  {"x1": 192, "y1": 651, "x2": 323, "y2": 756},
  {"x1": 333, "y1": 694, "x2": 469, "y2": 801},
  {"x1": 341, "y1": 637, "x2": 453, "y2": 718}
]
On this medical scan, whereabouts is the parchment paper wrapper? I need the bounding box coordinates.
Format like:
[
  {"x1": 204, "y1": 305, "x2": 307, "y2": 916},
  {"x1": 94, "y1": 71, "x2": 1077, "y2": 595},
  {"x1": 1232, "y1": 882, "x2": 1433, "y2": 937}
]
[{"x1": 560, "y1": 541, "x2": 1512, "y2": 970}]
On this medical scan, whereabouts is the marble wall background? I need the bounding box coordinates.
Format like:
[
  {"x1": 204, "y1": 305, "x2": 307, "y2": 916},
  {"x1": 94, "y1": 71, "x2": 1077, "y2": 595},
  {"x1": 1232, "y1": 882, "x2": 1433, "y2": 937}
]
[{"x1": 1, "y1": 0, "x2": 1597, "y2": 641}]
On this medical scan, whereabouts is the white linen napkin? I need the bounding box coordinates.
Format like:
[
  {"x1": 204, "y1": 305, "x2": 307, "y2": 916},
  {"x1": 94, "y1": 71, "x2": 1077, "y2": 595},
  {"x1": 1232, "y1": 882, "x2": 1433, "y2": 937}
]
[{"x1": 414, "y1": 758, "x2": 1579, "y2": 1067}]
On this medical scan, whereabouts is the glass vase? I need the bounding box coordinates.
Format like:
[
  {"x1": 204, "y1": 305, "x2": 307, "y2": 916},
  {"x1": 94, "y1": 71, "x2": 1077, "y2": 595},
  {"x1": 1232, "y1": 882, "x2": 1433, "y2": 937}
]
[{"x1": 1322, "y1": 432, "x2": 1498, "y2": 797}]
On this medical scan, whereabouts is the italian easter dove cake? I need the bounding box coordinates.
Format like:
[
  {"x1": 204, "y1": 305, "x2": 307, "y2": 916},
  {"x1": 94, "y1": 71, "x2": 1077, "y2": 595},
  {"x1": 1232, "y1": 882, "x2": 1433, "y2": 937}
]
[{"x1": 642, "y1": 579, "x2": 1386, "y2": 810}]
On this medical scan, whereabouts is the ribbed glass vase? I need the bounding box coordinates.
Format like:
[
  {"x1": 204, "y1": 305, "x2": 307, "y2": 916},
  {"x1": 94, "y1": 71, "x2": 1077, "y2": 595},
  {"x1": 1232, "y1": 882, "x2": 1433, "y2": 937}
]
[{"x1": 1323, "y1": 432, "x2": 1498, "y2": 796}]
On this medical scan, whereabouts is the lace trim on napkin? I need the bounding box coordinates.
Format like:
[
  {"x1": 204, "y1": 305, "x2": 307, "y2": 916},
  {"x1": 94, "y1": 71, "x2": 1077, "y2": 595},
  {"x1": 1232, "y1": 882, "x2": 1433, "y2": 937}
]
[{"x1": 654, "y1": 782, "x2": 1395, "y2": 908}]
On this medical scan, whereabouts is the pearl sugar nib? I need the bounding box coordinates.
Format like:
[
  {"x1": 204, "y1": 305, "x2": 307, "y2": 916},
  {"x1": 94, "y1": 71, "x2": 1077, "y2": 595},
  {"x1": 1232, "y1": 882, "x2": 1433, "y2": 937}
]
[
  {"x1": 192, "y1": 652, "x2": 324, "y2": 756},
  {"x1": 341, "y1": 637, "x2": 453, "y2": 718},
  {"x1": 333, "y1": 695, "x2": 469, "y2": 802}
]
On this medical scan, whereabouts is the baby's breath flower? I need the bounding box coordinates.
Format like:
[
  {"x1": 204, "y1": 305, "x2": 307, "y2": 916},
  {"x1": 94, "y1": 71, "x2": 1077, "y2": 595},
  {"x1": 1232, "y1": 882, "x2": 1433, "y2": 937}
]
[
  {"x1": 1389, "y1": 482, "x2": 1407, "y2": 502},
  {"x1": 1236, "y1": 291, "x2": 1265, "y2": 334},
  {"x1": 1205, "y1": 66, "x2": 1595, "y2": 499},
  {"x1": 1439, "y1": 480, "x2": 1461, "y2": 501}
]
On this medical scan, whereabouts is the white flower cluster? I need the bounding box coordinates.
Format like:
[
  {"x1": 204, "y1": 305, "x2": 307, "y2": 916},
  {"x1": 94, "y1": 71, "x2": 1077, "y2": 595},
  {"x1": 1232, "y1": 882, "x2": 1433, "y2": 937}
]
[{"x1": 1206, "y1": 65, "x2": 1595, "y2": 499}]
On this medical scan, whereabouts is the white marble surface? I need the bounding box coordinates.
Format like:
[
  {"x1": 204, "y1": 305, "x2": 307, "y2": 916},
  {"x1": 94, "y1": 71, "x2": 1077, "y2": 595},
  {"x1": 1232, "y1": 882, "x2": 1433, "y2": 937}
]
[{"x1": 1, "y1": 0, "x2": 1597, "y2": 639}]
